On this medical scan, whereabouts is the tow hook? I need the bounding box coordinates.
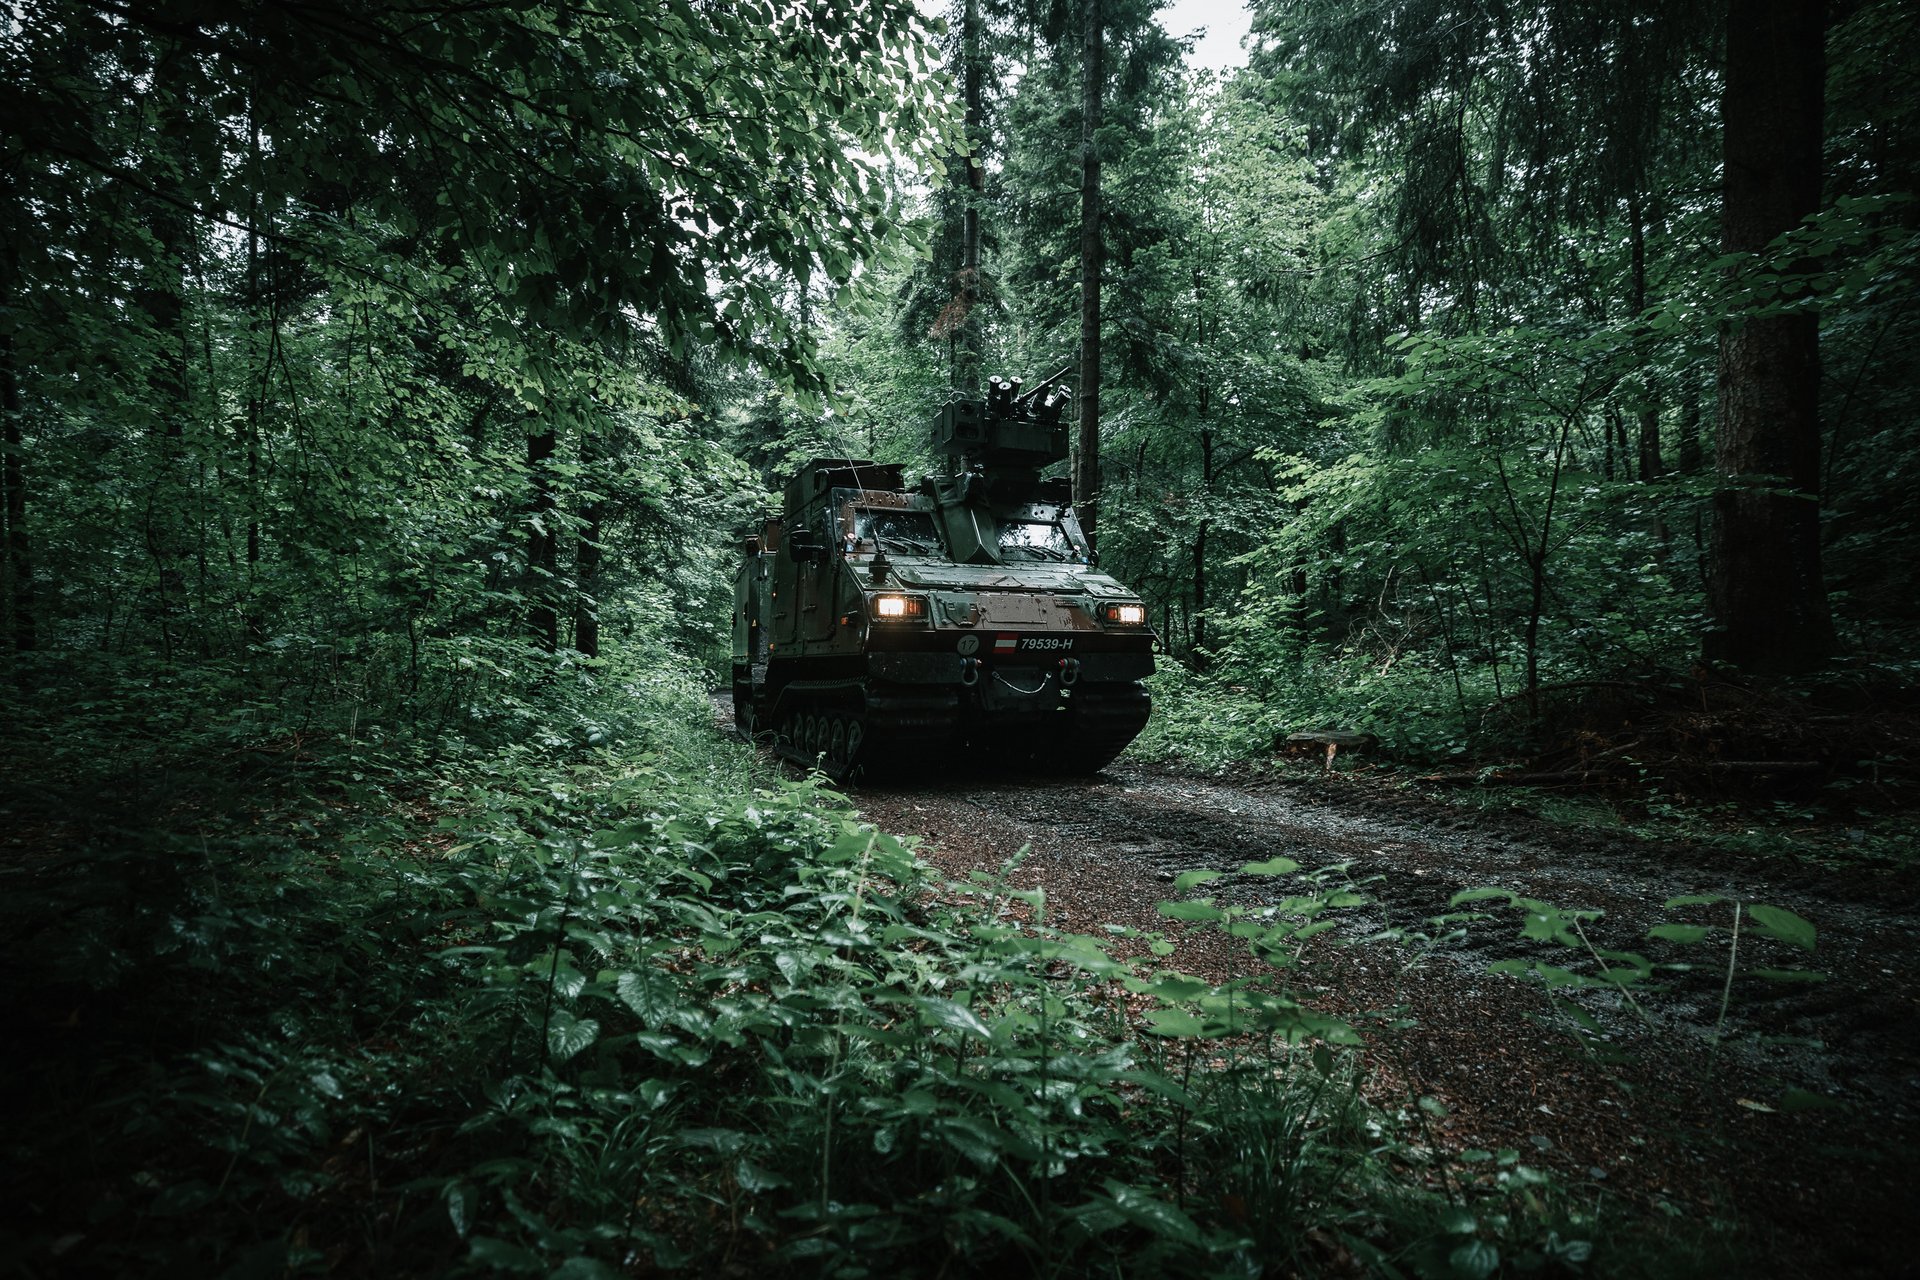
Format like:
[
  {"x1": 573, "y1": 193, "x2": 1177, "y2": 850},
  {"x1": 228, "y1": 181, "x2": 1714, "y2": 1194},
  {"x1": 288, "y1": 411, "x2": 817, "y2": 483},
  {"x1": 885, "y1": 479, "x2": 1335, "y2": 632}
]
[{"x1": 1058, "y1": 657, "x2": 1081, "y2": 687}]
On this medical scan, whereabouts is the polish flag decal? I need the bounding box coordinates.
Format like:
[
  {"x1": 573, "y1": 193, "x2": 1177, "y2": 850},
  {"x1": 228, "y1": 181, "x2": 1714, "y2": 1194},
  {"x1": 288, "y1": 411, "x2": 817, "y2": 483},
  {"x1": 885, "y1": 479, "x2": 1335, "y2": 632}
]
[{"x1": 993, "y1": 634, "x2": 1018, "y2": 653}]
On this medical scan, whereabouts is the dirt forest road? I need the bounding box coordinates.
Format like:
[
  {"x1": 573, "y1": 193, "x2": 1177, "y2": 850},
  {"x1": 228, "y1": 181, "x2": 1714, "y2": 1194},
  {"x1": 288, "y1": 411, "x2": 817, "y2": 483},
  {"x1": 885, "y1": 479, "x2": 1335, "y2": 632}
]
[
  {"x1": 857, "y1": 764, "x2": 1920, "y2": 1276},
  {"x1": 717, "y1": 697, "x2": 1920, "y2": 1276}
]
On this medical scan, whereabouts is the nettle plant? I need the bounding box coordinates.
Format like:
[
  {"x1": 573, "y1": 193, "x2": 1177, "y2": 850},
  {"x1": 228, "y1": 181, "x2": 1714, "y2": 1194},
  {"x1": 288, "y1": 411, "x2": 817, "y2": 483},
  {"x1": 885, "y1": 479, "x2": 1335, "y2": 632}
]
[
  {"x1": 402, "y1": 774, "x2": 1414, "y2": 1276},
  {"x1": 1144, "y1": 859, "x2": 1648, "y2": 1277},
  {"x1": 1447, "y1": 887, "x2": 1825, "y2": 1085},
  {"x1": 1110, "y1": 860, "x2": 1374, "y2": 1254},
  {"x1": 1138, "y1": 860, "x2": 1366, "y2": 1044}
]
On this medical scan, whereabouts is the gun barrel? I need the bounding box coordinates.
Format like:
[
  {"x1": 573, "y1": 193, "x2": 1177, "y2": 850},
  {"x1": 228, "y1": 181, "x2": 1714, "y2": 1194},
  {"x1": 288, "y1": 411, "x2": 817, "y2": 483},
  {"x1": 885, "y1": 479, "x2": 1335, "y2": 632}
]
[{"x1": 1012, "y1": 364, "x2": 1073, "y2": 411}]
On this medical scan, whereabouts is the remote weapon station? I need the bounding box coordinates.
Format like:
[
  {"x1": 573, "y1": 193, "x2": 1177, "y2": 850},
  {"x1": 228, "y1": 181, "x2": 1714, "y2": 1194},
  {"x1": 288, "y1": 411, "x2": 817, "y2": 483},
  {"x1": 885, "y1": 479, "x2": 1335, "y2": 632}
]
[{"x1": 731, "y1": 373, "x2": 1155, "y2": 778}]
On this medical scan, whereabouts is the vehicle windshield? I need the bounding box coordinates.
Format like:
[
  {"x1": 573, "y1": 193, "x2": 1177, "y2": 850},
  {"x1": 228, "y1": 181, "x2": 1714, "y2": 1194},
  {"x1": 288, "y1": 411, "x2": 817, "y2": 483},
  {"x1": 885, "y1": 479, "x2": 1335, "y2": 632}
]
[
  {"x1": 852, "y1": 507, "x2": 941, "y2": 554},
  {"x1": 997, "y1": 518, "x2": 1080, "y2": 562}
]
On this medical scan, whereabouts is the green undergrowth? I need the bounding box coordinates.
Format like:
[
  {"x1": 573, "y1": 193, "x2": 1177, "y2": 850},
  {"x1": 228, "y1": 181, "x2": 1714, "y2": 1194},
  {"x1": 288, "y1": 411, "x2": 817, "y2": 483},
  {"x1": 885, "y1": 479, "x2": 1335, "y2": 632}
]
[
  {"x1": 1127, "y1": 666, "x2": 1282, "y2": 772},
  {"x1": 1627, "y1": 794, "x2": 1916, "y2": 870},
  {"x1": 1423, "y1": 784, "x2": 1918, "y2": 872},
  {"x1": 2, "y1": 660, "x2": 1743, "y2": 1278},
  {"x1": 1129, "y1": 661, "x2": 1494, "y2": 775},
  {"x1": 1132, "y1": 664, "x2": 1914, "y2": 873}
]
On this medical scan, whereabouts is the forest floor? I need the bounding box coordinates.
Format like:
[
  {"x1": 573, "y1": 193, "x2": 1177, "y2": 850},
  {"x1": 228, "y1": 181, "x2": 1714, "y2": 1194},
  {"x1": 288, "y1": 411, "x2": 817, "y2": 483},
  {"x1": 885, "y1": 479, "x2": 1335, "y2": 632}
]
[
  {"x1": 856, "y1": 764, "x2": 1920, "y2": 1278},
  {"x1": 717, "y1": 699, "x2": 1920, "y2": 1278},
  {"x1": 8, "y1": 681, "x2": 1910, "y2": 1277}
]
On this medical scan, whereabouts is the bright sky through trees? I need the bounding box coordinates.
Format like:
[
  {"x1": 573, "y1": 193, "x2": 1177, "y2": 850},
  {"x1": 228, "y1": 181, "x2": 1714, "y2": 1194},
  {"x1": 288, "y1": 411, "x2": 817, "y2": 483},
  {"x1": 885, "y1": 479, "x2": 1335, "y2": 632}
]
[{"x1": 1157, "y1": 0, "x2": 1253, "y2": 70}]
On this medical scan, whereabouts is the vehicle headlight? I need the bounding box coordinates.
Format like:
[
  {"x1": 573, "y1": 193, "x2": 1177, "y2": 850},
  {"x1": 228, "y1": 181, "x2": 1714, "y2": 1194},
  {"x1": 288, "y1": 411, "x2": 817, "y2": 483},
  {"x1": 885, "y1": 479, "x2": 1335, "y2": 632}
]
[
  {"x1": 1100, "y1": 602, "x2": 1147, "y2": 626},
  {"x1": 871, "y1": 594, "x2": 926, "y2": 620}
]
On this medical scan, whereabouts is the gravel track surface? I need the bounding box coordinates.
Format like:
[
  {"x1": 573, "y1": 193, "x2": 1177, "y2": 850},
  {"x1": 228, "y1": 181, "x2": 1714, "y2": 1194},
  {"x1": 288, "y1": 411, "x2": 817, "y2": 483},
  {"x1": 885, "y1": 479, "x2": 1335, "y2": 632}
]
[{"x1": 717, "y1": 696, "x2": 1920, "y2": 1276}]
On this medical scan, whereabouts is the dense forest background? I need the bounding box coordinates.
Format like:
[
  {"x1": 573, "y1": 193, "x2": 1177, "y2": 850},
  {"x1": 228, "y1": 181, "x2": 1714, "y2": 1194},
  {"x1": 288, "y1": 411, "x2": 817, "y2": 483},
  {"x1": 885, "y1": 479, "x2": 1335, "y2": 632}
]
[
  {"x1": 3, "y1": 0, "x2": 1917, "y2": 1276},
  {"x1": 5, "y1": 0, "x2": 1917, "y2": 768}
]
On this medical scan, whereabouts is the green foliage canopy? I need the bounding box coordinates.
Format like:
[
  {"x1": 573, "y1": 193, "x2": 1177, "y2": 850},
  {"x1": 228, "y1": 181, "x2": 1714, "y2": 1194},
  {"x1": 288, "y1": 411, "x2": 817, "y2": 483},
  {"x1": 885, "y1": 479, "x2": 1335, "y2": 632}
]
[{"x1": 4, "y1": 0, "x2": 953, "y2": 376}]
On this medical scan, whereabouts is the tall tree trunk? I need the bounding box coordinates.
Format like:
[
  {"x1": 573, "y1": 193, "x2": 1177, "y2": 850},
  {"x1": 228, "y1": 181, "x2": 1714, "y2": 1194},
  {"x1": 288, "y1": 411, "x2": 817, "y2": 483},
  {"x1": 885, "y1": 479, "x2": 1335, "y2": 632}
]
[
  {"x1": 1676, "y1": 389, "x2": 1704, "y2": 473},
  {"x1": 1707, "y1": 0, "x2": 1833, "y2": 672},
  {"x1": 1192, "y1": 417, "x2": 1212, "y2": 664},
  {"x1": 1073, "y1": 0, "x2": 1103, "y2": 550},
  {"x1": 1, "y1": 333, "x2": 34, "y2": 654},
  {"x1": 0, "y1": 135, "x2": 29, "y2": 657},
  {"x1": 573, "y1": 433, "x2": 604, "y2": 658},
  {"x1": 139, "y1": 232, "x2": 189, "y2": 663},
  {"x1": 527, "y1": 424, "x2": 559, "y2": 653},
  {"x1": 138, "y1": 59, "x2": 190, "y2": 661},
  {"x1": 954, "y1": 0, "x2": 986, "y2": 399},
  {"x1": 1637, "y1": 386, "x2": 1665, "y2": 481},
  {"x1": 1500, "y1": 413, "x2": 1576, "y2": 726},
  {"x1": 243, "y1": 103, "x2": 267, "y2": 645},
  {"x1": 1628, "y1": 189, "x2": 1664, "y2": 481}
]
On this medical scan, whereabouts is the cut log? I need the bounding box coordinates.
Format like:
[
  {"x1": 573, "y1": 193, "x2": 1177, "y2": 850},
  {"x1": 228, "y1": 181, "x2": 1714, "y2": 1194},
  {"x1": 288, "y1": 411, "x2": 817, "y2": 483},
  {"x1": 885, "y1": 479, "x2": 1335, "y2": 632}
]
[
  {"x1": 1281, "y1": 731, "x2": 1378, "y2": 751},
  {"x1": 1278, "y1": 730, "x2": 1380, "y2": 772}
]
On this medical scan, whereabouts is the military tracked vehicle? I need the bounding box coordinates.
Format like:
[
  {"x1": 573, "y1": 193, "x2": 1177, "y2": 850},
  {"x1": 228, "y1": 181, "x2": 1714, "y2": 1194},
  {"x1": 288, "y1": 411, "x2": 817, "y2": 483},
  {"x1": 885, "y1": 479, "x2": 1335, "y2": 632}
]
[{"x1": 730, "y1": 373, "x2": 1155, "y2": 779}]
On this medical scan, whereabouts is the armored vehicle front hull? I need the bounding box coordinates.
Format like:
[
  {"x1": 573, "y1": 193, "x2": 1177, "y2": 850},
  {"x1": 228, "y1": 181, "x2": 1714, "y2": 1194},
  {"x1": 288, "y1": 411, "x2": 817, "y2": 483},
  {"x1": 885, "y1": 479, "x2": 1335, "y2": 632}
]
[
  {"x1": 732, "y1": 385, "x2": 1156, "y2": 780},
  {"x1": 739, "y1": 617, "x2": 1153, "y2": 778}
]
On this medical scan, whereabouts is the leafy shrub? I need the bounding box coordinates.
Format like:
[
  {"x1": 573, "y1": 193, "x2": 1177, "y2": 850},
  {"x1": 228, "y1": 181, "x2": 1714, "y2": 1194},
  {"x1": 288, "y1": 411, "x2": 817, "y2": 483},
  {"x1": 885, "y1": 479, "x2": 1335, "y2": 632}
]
[
  {"x1": 2, "y1": 655, "x2": 1740, "y2": 1278},
  {"x1": 2, "y1": 728, "x2": 1370, "y2": 1275},
  {"x1": 1127, "y1": 665, "x2": 1282, "y2": 769}
]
